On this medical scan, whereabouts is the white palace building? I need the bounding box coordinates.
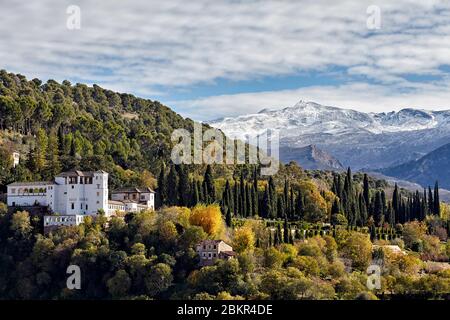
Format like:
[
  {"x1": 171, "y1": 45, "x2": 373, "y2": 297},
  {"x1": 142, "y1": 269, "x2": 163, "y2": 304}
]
[{"x1": 7, "y1": 170, "x2": 155, "y2": 229}]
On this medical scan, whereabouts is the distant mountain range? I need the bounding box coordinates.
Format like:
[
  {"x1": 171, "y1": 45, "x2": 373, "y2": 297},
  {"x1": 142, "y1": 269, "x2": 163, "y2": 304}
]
[
  {"x1": 380, "y1": 143, "x2": 450, "y2": 189},
  {"x1": 209, "y1": 100, "x2": 450, "y2": 188}
]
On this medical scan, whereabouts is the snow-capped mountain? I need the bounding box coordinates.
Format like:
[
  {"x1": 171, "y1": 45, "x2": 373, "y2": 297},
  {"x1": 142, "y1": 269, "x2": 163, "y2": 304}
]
[{"x1": 209, "y1": 101, "x2": 450, "y2": 170}]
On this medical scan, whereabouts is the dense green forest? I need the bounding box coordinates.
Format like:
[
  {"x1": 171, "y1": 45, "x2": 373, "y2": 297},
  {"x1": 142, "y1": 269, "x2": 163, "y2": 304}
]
[{"x1": 0, "y1": 70, "x2": 449, "y2": 300}]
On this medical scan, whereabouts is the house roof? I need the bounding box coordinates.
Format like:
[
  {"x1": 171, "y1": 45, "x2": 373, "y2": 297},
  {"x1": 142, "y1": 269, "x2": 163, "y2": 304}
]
[
  {"x1": 8, "y1": 181, "x2": 54, "y2": 187},
  {"x1": 56, "y1": 170, "x2": 107, "y2": 177},
  {"x1": 221, "y1": 251, "x2": 236, "y2": 257},
  {"x1": 198, "y1": 239, "x2": 225, "y2": 245},
  {"x1": 112, "y1": 187, "x2": 155, "y2": 194}
]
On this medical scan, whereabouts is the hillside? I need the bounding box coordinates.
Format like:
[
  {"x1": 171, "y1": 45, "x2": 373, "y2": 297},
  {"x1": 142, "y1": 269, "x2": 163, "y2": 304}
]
[
  {"x1": 0, "y1": 70, "x2": 218, "y2": 189},
  {"x1": 380, "y1": 143, "x2": 450, "y2": 189}
]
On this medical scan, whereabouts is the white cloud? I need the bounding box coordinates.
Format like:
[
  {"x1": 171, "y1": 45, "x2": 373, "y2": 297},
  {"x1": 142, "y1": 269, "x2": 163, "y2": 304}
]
[
  {"x1": 1, "y1": 0, "x2": 450, "y2": 119},
  {"x1": 171, "y1": 81, "x2": 450, "y2": 121}
]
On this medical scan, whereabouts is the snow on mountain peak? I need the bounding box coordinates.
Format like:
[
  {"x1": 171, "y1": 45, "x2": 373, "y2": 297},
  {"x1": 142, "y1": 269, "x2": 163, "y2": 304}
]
[{"x1": 208, "y1": 100, "x2": 450, "y2": 142}]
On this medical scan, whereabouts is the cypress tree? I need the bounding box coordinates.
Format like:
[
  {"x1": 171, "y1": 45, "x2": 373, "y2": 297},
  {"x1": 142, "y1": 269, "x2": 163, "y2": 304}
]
[
  {"x1": 251, "y1": 185, "x2": 258, "y2": 216},
  {"x1": 226, "y1": 207, "x2": 232, "y2": 227},
  {"x1": 374, "y1": 191, "x2": 383, "y2": 226},
  {"x1": 192, "y1": 180, "x2": 200, "y2": 206},
  {"x1": 363, "y1": 173, "x2": 370, "y2": 212},
  {"x1": 253, "y1": 167, "x2": 259, "y2": 215},
  {"x1": 177, "y1": 164, "x2": 190, "y2": 206},
  {"x1": 392, "y1": 184, "x2": 400, "y2": 218},
  {"x1": 246, "y1": 184, "x2": 252, "y2": 217},
  {"x1": 157, "y1": 164, "x2": 168, "y2": 206},
  {"x1": 277, "y1": 197, "x2": 285, "y2": 219},
  {"x1": 268, "y1": 177, "x2": 277, "y2": 219},
  {"x1": 284, "y1": 179, "x2": 289, "y2": 216},
  {"x1": 262, "y1": 185, "x2": 271, "y2": 219},
  {"x1": 283, "y1": 216, "x2": 289, "y2": 243},
  {"x1": 167, "y1": 164, "x2": 179, "y2": 205},
  {"x1": 197, "y1": 180, "x2": 203, "y2": 203},
  {"x1": 289, "y1": 187, "x2": 295, "y2": 219},
  {"x1": 434, "y1": 181, "x2": 440, "y2": 216},
  {"x1": 234, "y1": 179, "x2": 239, "y2": 216},
  {"x1": 358, "y1": 193, "x2": 368, "y2": 226},
  {"x1": 203, "y1": 165, "x2": 215, "y2": 203},
  {"x1": 428, "y1": 186, "x2": 434, "y2": 214},
  {"x1": 296, "y1": 190, "x2": 305, "y2": 220}
]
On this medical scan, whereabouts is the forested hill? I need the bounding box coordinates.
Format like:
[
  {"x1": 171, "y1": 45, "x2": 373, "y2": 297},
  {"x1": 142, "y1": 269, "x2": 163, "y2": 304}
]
[{"x1": 0, "y1": 70, "x2": 210, "y2": 188}]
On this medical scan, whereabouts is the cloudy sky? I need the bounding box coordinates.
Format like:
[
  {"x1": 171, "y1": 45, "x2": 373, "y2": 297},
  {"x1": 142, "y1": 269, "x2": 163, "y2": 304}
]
[{"x1": 1, "y1": 0, "x2": 450, "y2": 120}]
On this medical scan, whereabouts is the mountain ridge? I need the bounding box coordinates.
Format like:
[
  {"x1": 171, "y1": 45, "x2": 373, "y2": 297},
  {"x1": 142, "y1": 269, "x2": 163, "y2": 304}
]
[
  {"x1": 380, "y1": 143, "x2": 450, "y2": 189},
  {"x1": 209, "y1": 100, "x2": 450, "y2": 170}
]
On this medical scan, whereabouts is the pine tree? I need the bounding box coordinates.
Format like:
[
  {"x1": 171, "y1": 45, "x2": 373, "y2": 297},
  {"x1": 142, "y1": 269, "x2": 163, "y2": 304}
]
[
  {"x1": 45, "y1": 131, "x2": 61, "y2": 178},
  {"x1": 29, "y1": 128, "x2": 48, "y2": 174}
]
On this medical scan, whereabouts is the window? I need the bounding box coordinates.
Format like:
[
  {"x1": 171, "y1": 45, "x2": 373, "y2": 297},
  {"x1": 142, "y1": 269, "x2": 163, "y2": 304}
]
[
  {"x1": 80, "y1": 203, "x2": 83, "y2": 210},
  {"x1": 97, "y1": 192, "x2": 100, "y2": 196},
  {"x1": 69, "y1": 177, "x2": 77, "y2": 184},
  {"x1": 11, "y1": 188, "x2": 16, "y2": 194},
  {"x1": 86, "y1": 204, "x2": 88, "y2": 210},
  {"x1": 214, "y1": 245, "x2": 217, "y2": 249},
  {"x1": 97, "y1": 184, "x2": 100, "y2": 189},
  {"x1": 80, "y1": 178, "x2": 84, "y2": 184},
  {"x1": 72, "y1": 186, "x2": 74, "y2": 189},
  {"x1": 213, "y1": 253, "x2": 216, "y2": 257},
  {"x1": 71, "y1": 203, "x2": 74, "y2": 210}
]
